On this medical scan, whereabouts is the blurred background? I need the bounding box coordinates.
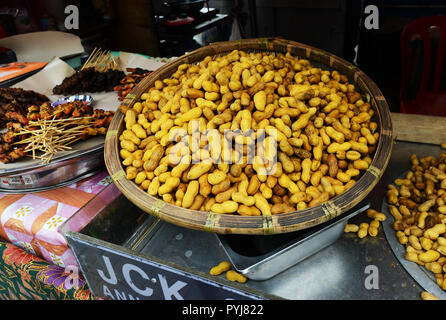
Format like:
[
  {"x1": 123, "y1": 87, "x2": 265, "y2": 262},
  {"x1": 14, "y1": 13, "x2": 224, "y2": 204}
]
[{"x1": 0, "y1": 0, "x2": 446, "y2": 114}]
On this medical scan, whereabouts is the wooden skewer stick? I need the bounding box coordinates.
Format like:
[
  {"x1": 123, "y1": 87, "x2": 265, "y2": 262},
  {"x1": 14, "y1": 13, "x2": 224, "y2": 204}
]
[
  {"x1": 82, "y1": 47, "x2": 101, "y2": 70},
  {"x1": 84, "y1": 47, "x2": 98, "y2": 65}
]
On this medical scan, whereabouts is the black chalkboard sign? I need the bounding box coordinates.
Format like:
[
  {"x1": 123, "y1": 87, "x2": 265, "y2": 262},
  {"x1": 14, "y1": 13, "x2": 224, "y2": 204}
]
[{"x1": 66, "y1": 233, "x2": 265, "y2": 300}]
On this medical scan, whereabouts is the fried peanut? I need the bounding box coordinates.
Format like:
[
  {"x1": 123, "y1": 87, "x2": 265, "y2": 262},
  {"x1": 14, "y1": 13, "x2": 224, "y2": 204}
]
[
  {"x1": 226, "y1": 270, "x2": 247, "y2": 283},
  {"x1": 237, "y1": 205, "x2": 261, "y2": 216},
  {"x1": 366, "y1": 209, "x2": 387, "y2": 222},
  {"x1": 182, "y1": 181, "x2": 200, "y2": 208},
  {"x1": 254, "y1": 193, "x2": 272, "y2": 216},
  {"x1": 211, "y1": 200, "x2": 238, "y2": 214},
  {"x1": 421, "y1": 291, "x2": 440, "y2": 300},
  {"x1": 344, "y1": 224, "x2": 359, "y2": 233},
  {"x1": 368, "y1": 220, "x2": 380, "y2": 237},
  {"x1": 357, "y1": 222, "x2": 369, "y2": 239},
  {"x1": 210, "y1": 261, "x2": 231, "y2": 276},
  {"x1": 419, "y1": 250, "x2": 441, "y2": 263}
]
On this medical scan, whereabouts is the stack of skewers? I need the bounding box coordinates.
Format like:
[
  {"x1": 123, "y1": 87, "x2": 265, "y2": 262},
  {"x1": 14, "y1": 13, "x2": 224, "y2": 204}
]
[{"x1": 52, "y1": 48, "x2": 125, "y2": 96}]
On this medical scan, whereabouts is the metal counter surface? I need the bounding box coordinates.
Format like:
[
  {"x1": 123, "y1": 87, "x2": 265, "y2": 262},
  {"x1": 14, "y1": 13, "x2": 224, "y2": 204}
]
[{"x1": 64, "y1": 141, "x2": 444, "y2": 300}]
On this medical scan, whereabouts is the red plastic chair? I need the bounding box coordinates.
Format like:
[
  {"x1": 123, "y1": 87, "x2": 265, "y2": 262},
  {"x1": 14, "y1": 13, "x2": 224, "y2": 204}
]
[{"x1": 400, "y1": 16, "x2": 446, "y2": 116}]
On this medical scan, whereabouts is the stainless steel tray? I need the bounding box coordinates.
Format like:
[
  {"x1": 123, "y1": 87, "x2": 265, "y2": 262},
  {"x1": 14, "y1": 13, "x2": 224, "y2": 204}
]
[
  {"x1": 217, "y1": 201, "x2": 369, "y2": 281},
  {"x1": 0, "y1": 143, "x2": 105, "y2": 193},
  {"x1": 381, "y1": 171, "x2": 446, "y2": 299}
]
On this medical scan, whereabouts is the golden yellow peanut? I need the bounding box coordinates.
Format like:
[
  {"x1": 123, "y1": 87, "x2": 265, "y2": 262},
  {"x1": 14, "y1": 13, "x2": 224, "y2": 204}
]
[
  {"x1": 211, "y1": 176, "x2": 231, "y2": 195},
  {"x1": 120, "y1": 148, "x2": 133, "y2": 160},
  {"x1": 396, "y1": 231, "x2": 409, "y2": 245},
  {"x1": 327, "y1": 142, "x2": 351, "y2": 154},
  {"x1": 344, "y1": 224, "x2": 359, "y2": 233},
  {"x1": 271, "y1": 202, "x2": 295, "y2": 214},
  {"x1": 352, "y1": 112, "x2": 371, "y2": 124},
  {"x1": 190, "y1": 195, "x2": 205, "y2": 210},
  {"x1": 134, "y1": 171, "x2": 147, "y2": 185},
  {"x1": 122, "y1": 129, "x2": 141, "y2": 145},
  {"x1": 325, "y1": 126, "x2": 345, "y2": 144},
  {"x1": 171, "y1": 160, "x2": 191, "y2": 179},
  {"x1": 439, "y1": 275, "x2": 446, "y2": 290},
  {"x1": 368, "y1": 220, "x2": 380, "y2": 237},
  {"x1": 421, "y1": 291, "x2": 440, "y2": 300},
  {"x1": 232, "y1": 192, "x2": 256, "y2": 206},
  {"x1": 208, "y1": 170, "x2": 227, "y2": 185},
  {"x1": 357, "y1": 222, "x2": 369, "y2": 239},
  {"x1": 211, "y1": 201, "x2": 239, "y2": 214},
  {"x1": 125, "y1": 109, "x2": 137, "y2": 129},
  {"x1": 254, "y1": 193, "x2": 271, "y2": 216},
  {"x1": 349, "y1": 141, "x2": 368, "y2": 154},
  {"x1": 345, "y1": 151, "x2": 361, "y2": 162},
  {"x1": 278, "y1": 174, "x2": 299, "y2": 194},
  {"x1": 144, "y1": 144, "x2": 164, "y2": 172},
  {"x1": 366, "y1": 209, "x2": 387, "y2": 222},
  {"x1": 291, "y1": 107, "x2": 317, "y2": 130},
  {"x1": 187, "y1": 161, "x2": 213, "y2": 180},
  {"x1": 418, "y1": 199, "x2": 436, "y2": 213},
  {"x1": 226, "y1": 270, "x2": 247, "y2": 283},
  {"x1": 131, "y1": 123, "x2": 147, "y2": 139},
  {"x1": 353, "y1": 159, "x2": 369, "y2": 170},
  {"x1": 388, "y1": 205, "x2": 403, "y2": 221},
  {"x1": 424, "y1": 224, "x2": 446, "y2": 240},
  {"x1": 406, "y1": 251, "x2": 424, "y2": 265},
  {"x1": 259, "y1": 183, "x2": 273, "y2": 199},
  {"x1": 419, "y1": 211, "x2": 431, "y2": 228},
  {"x1": 253, "y1": 91, "x2": 266, "y2": 111},
  {"x1": 438, "y1": 237, "x2": 446, "y2": 247},
  {"x1": 125, "y1": 166, "x2": 138, "y2": 180},
  {"x1": 215, "y1": 186, "x2": 237, "y2": 203},
  {"x1": 147, "y1": 177, "x2": 160, "y2": 196},
  {"x1": 209, "y1": 261, "x2": 231, "y2": 276},
  {"x1": 237, "y1": 205, "x2": 261, "y2": 216},
  {"x1": 425, "y1": 262, "x2": 442, "y2": 274},
  {"x1": 437, "y1": 245, "x2": 446, "y2": 256},
  {"x1": 120, "y1": 139, "x2": 138, "y2": 153},
  {"x1": 182, "y1": 181, "x2": 200, "y2": 208},
  {"x1": 158, "y1": 177, "x2": 180, "y2": 196},
  {"x1": 418, "y1": 250, "x2": 441, "y2": 263},
  {"x1": 409, "y1": 235, "x2": 422, "y2": 250},
  {"x1": 309, "y1": 192, "x2": 329, "y2": 208},
  {"x1": 336, "y1": 171, "x2": 351, "y2": 183}
]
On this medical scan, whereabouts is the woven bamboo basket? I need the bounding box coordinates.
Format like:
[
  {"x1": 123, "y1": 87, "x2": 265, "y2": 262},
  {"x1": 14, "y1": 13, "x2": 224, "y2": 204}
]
[{"x1": 104, "y1": 38, "x2": 393, "y2": 235}]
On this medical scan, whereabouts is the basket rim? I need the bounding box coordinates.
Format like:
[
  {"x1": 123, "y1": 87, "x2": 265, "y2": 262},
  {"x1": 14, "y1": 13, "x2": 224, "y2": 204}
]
[{"x1": 105, "y1": 37, "x2": 394, "y2": 235}]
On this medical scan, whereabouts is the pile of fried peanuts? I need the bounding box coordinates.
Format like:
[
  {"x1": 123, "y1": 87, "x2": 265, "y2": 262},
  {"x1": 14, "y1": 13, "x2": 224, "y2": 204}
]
[
  {"x1": 387, "y1": 153, "x2": 446, "y2": 291},
  {"x1": 344, "y1": 208, "x2": 387, "y2": 238},
  {"x1": 118, "y1": 49, "x2": 380, "y2": 216},
  {"x1": 209, "y1": 261, "x2": 247, "y2": 283}
]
